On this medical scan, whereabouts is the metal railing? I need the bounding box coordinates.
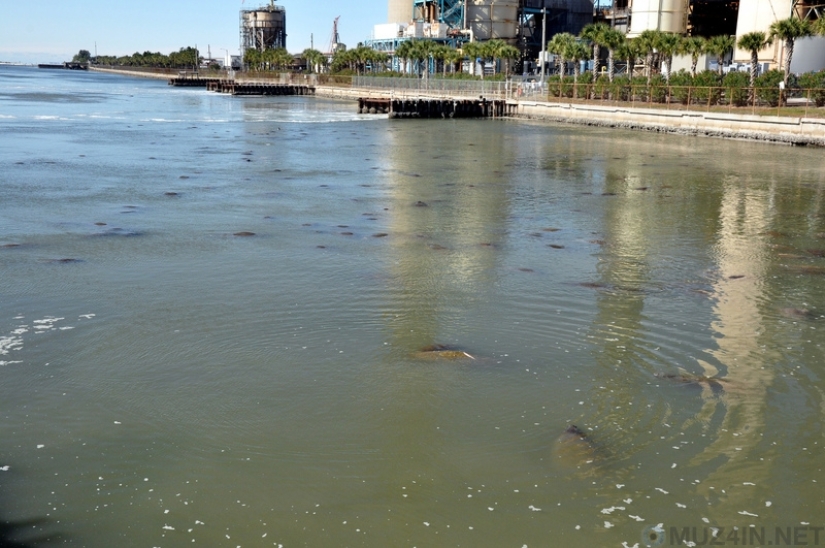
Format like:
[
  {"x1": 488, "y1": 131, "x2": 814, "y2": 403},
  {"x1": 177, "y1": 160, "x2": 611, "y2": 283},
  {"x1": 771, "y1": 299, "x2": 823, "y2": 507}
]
[
  {"x1": 350, "y1": 76, "x2": 825, "y2": 117},
  {"x1": 352, "y1": 76, "x2": 513, "y2": 99}
]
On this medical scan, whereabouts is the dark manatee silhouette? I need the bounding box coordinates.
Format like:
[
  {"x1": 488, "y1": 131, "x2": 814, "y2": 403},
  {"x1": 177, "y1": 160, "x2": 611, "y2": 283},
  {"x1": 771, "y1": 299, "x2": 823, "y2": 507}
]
[
  {"x1": 412, "y1": 344, "x2": 476, "y2": 361},
  {"x1": 654, "y1": 372, "x2": 728, "y2": 392},
  {"x1": 551, "y1": 425, "x2": 601, "y2": 472}
]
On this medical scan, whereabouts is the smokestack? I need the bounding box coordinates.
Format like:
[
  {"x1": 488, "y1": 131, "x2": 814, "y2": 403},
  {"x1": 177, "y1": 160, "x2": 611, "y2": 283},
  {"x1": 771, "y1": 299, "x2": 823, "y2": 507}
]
[{"x1": 388, "y1": 0, "x2": 412, "y2": 23}]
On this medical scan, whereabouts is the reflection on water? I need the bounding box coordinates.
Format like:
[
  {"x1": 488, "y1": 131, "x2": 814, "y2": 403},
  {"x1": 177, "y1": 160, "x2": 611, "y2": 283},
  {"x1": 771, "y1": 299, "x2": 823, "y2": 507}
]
[{"x1": 1, "y1": 65, "x2": 825, "y2": 546}]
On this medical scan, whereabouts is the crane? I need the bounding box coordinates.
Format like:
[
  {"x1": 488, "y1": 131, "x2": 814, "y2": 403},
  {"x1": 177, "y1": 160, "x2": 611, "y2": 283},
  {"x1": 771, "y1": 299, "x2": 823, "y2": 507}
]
[{"x1": 327, "y1": 16, "x2": 341, "y2": 55}]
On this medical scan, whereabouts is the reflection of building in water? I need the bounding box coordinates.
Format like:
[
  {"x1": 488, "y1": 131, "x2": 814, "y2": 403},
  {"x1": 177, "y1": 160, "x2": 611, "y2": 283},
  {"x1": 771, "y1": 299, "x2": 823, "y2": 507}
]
[
  {"x1": 689, "y1": 178, "x2": 778, "y2": 521},
  {"x1": 380, "y1": 124, "x2": 516, "y2": 352}
]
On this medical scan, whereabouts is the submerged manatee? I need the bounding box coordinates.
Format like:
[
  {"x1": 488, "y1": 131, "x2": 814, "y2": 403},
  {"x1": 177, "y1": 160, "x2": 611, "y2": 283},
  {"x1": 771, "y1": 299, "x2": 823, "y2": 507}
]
[
  {"x1": 654, "y1": 372, "x2": 727, "y2": 391},
  {"x1": 412, "y1": 344, "x2": 476, "y2": 361},
  {"x1": 551, "y1": 425, "x2": 601, "y2": 471}
]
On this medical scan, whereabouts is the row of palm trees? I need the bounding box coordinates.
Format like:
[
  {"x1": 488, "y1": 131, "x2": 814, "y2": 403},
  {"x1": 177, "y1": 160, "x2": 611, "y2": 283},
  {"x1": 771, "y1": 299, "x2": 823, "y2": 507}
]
[
  {"x1": 244, "y1": 47, "x2": 294, "y2": 72},
  {"x1": 394, "y1": 39, "x2": 520, "y2": 78},
  {"x1": 299, "y1": 39, "x2": 521, "y2": 78},
  {"x1": 550, "y1": 17, "x2": 825, "y2": 93}
]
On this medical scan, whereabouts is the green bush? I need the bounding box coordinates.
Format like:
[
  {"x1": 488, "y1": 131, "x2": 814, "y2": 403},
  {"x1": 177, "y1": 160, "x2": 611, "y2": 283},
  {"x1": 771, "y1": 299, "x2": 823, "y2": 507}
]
[
  {"x1": 755, "y1": 69, "x2": 784, "y2": 106},
  {"x1": 610, "y1": 76, "x2": 632, "y2": 101},
  {"x1": 669, "y1": 70, "x2": 693, "y2": 104},
  {"x1": 723, "y1": 71, "x2": 750, "y2": 106},
  {"x1": 798, "y1": 70, "x2": 825, "y2": 107},
  {"x1": 593, "y1": 75, "x2": 611, "y2": 100},
  {"x1": 692, "y1": 71, "x2": 722, "y2": 105}
]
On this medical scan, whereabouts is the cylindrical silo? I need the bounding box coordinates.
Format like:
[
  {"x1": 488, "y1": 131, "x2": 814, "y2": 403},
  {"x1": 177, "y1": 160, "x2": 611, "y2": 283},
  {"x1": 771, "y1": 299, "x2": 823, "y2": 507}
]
[
  {"x1": 791, "y1": 36, "x2": 825, "y2": 73},
  {"x1": 241, "y1": 6, "x2": 287, "y2": 51},
  {"x1": 467, "y1": 0, "x2": 520, "y2": 42},
  {"x1": 388, "y1": 0, "x2": 413, "y2": 24},
  {"x1": 627, "y1": 0, "x2": 688, "y2": 36},
  {"x1": 732, "y1": 0, "x2": 792, "y2": 67}
]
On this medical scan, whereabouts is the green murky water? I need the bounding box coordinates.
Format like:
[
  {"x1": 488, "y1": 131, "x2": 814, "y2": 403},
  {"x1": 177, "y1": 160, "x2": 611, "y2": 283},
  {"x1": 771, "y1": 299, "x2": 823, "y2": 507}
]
[{"x1": 1, "y1": 66, "x2": 824, "y2": 547}]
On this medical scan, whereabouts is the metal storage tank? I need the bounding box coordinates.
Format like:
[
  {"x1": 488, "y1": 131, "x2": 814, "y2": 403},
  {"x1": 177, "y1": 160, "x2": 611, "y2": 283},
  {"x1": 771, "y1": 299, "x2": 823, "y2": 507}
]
[
  {"x1": 733, "y1": 0, "x2": 791, "y2": 67},
  {"x1": 734, "y1": 0, "x2": 792, "y2": 37},
  {"x1": 240, "y1": 4, "x2": 287, "y2": 52},
  {"x1": 627, "y1": 0, "x2": 688, "y2": 36},
  {"x1": 388, "y1": 0, "x2": 413, "y2": 23},
  {"x1": 467, "y1": 0, "x2": 520, "y2": 41},
  {"x1": 790, "y1": 36, "x2": 825, "y2": 73}
]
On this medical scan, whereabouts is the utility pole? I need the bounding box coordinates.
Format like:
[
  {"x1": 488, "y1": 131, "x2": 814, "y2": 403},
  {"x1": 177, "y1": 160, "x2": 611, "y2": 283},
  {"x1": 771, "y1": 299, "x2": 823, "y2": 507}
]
[{"x1": 540, "y1": 7, "x2": 547, "y2": 85}]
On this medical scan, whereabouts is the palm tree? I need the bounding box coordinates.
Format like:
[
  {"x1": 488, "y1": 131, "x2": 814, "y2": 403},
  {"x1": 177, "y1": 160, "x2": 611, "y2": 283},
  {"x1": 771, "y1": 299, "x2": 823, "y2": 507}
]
[
  {"x1": 302, "y1": 48, "x2": 326, "y2": 73},
  {"x1": 737, "y1": 31, "x2": 771, "y2": 96},
  {"x1": 394, "y1": 40, "x2": 413, "y2": 75},
  {"x1": 615, "y1": 39, "x2": 637, "y2": 78},
  {"x1": 580, "y1": 23, "x2": 610, "y2": 77},
  {"x1": 768, "y1": 17, "x2": 814, "y2": 87},
  {"x1": 432, "y1": 44, "x2": 450, "y2": 77},
  {"x1": 565, "y1": 41, "x2": 589, "y2": 95},
  {"x1": 499, "y1": 44, "x2": 520, "y2": 77},
  {"x1": 636, "y1": 29, "x2": 662, "y2": 84},
  {"x1": 706, "y1": 35, "x2": 735, "y2": 76},
  {"x1": 407, "y1": 40, "x2": 429, "y2": 77},
  {"x1": 602, "y1": 28, "x2": 625, "y2": 82},
  {"x1": 444, "y1": 47, "x2": 463, "y2": 75},
  {"x1": 484, "y1": 39, "x2": 506, "y2": 76},
  {"x1": 548, "y1": 32, "x2": 576, "y2": 76},
  {"x1": 417, "y1": 40, "x2": 439, "y2": 78},
  {"x1": 678, "y1": 36, "x2": 706, "y2": 77},
  {"x1": 462, "y1": 41, "x2": 485, "y2": 78},
  {"x1": 657, "y1": 33, "x2": 682, "y2": 84}
]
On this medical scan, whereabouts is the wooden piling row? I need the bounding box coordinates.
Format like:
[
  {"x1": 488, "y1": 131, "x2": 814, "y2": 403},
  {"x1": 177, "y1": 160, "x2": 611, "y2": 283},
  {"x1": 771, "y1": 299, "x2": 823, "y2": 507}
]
[
  {"x1": 205, "y1": 80, "x2": 315, "y2": 96},
  {"x1": 379, "y1": 98, "x2": 514, "y2": 119},
  {"x1": 168, "y1": 77, "x2": 220, "y2": 87},
  {"x1": 358, "y1": 98, "x2": 391, "y2": 114}
]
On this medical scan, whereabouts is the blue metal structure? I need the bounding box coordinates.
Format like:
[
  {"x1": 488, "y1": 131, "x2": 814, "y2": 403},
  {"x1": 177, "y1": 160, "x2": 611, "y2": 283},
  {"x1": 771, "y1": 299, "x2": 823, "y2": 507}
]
[{"x1": 412, "y1": 0, "x2": 465, "y2": 28}]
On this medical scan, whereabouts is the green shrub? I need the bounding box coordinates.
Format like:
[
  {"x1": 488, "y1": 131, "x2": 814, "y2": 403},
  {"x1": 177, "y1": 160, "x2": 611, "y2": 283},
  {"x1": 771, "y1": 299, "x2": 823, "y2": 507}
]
[
  {"x1": 723, "y1": 71, "x2": 750, "y2": 106},
  {"x1": 609, "y1": 76, "x2": 632, "y2": 101},
  {"x1": 669, "y1": 70, "x2": 693, "y2": 104},
  {"x1": 798, "y1": 70, "x2": 825, "y2": 107},
  {"x1": 692, "y1": 71, "x2": 722, "y2": 105},
  {"x1": 593, "y1": 75, "x2": 611, "y2": 100},
  {"x1": 755, "y1": 69, "x2": 784, "y2": 106}
]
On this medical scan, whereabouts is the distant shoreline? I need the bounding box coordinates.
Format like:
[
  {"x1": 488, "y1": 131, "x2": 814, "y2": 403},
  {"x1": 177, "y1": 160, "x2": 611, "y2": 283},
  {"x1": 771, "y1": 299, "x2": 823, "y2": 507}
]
[{"x1": 87, "y1": 66, "x2": 825, "y2": 147}]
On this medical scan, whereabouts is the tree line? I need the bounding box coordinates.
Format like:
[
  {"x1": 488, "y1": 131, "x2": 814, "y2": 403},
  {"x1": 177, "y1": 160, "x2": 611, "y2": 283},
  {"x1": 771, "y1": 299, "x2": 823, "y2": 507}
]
[
  {"x1": 547, "y1": 17, "x2": 825, "y2": 93},
  {"x1": 74, "y1": 47, "x2": 201, "y2": 69}
]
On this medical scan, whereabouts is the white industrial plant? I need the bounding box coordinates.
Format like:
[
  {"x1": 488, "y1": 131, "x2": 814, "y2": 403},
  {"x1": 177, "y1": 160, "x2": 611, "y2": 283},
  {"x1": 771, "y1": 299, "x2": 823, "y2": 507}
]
[{"x1": 371, "y1": 0, "x2": 825, "y2": 74}]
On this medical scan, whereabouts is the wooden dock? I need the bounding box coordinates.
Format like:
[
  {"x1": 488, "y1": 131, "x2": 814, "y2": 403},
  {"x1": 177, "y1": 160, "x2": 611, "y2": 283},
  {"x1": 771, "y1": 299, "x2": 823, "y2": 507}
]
[
  {"x1": 359, "y1": 97, "x2": 515, "y2": 119},
  {"x1": 206, "y1": 80, "x2": 315, "y2": 96},
  {"x1": 168, "y1": 77, "x2": 220, "y2": 87}
]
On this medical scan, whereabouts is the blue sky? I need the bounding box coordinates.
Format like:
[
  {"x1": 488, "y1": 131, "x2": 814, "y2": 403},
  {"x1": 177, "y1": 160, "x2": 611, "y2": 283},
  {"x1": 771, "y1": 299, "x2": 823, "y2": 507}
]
[{"x1": 0, "y1": 0, "x2": 386, "y2": 63}]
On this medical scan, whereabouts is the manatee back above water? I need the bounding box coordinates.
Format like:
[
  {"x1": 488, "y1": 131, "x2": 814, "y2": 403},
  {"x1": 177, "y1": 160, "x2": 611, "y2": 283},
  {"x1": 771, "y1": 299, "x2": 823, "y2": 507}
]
[{"x1": 551, "y1": 425, "x2": 601, "y2": 472}]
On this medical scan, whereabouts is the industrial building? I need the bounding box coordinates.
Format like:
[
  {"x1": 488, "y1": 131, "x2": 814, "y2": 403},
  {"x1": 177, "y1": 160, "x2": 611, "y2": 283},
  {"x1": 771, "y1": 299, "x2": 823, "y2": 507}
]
[
  {"x1": 372, "y1": 0, "x2": 824, "y2": 75},
  {"x1": 240, "y1": 1, "x2": 287, "y2": 56}
]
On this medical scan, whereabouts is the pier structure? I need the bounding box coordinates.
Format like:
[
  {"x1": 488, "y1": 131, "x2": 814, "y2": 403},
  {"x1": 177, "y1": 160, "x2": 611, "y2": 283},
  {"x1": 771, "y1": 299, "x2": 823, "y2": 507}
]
[
  {"x1": 358, "y1": 96, "x2": 515, "y2": 118},
  {"x1": 206, "y1": 80, "x2": 314, "y2": 96}
]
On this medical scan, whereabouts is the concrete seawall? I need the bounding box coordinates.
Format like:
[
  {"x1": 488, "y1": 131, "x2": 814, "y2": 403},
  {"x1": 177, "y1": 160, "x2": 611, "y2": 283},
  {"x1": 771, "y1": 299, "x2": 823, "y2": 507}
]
[{"x1": 514, "y1": 100, "x2": 825, "y2": 147}]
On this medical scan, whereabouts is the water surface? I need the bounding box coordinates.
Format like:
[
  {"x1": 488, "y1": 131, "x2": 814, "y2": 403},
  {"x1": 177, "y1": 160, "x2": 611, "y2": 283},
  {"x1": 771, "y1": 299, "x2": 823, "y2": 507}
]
[{"x1": 2, "y1": 66, "x2": 825, "y2": 547}]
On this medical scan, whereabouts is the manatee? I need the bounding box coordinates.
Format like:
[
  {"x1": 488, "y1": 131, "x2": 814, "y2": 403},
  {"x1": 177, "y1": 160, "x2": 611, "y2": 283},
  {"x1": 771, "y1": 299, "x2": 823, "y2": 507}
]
[
  {"x1": 654, "y1": 372, "x2": 727, "y2": 391},
  {"x1": 779, "y1": 307, "x2": 818, "y2": 320},
  {"x1": 412, "y1": 344, "x2": 476, "y2": 361},
  {"x1": 551, "y1": 425, "x2": 601, "y2": 470}
]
